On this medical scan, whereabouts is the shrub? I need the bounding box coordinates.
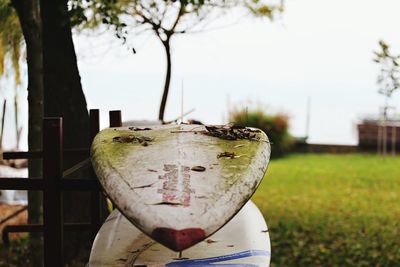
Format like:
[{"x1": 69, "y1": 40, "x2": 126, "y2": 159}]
[{"x1": 230, "y1": 108, "x2": 293, "y2": 158}]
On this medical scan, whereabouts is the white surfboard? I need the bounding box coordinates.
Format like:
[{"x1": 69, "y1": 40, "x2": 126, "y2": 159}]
[
  {"x1": 89, "y1": 200, "x2": 271, "y2": 267},
  {"x1": 91, "y1": 124, "x2": 271, "y2": 251}
]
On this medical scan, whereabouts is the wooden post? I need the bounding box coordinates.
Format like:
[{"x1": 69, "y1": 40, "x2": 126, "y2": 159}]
[
  {"x1": 43, "y1": 117, "x2": 63, "y2": 266},
  {"x1": 108, "y1": 110, "x2": 121, "y2": 212},
  {"x1": 392, "y1": 125, "x2": 396, "y2": 156},
  {"x1": 377, "y1": 123, "x2": 382, "y2": 155},
  {"x1": 0, "y1": 100, "x2": 6, "y2": 149},
  {"x1": 89, "y1": 109, "x2": 101, "y2": 239},
  {"x1": 89, "y1": 109, "x2": 100, "y2": 144},
  {"x1": 109, "y1": 110, "x2": 122, "y2": 127},
  {"x1": 383, "y1": 120, "x2": 387, "y2": 157}
]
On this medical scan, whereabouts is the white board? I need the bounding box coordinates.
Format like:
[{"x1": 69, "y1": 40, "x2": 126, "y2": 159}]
[
  {"x1": 89, "y1": 200, "x2": 271, "y2": 267},
  {"x1": 91, "y1": 124, "x2": 270, "y2": 251},
  {"x1": 0, "y1": 165, "x2": 28, "y2": 205}
]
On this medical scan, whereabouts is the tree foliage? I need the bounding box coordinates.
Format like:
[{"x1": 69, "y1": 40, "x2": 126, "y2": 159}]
[
  {"x1": 1, "y1": 0, "x2": 284, "y2": 121},
  {"x1": 69, "y1": 0, "x2": 284, "y2": 121},
  {"x1": 0, "y1": 0, "x2": 23, "y2": 84},
  {"x1": 71, "y1": 0, "x2": 283, "y2": 35},
  {"x1": 373, "y1": 40, "x2": 400, "y2": 100}
]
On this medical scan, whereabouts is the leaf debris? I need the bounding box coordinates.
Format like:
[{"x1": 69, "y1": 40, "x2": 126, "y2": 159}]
[
  {"x1": 217, "y1": 152, "x2": 236, "y2": 159},
  {"x1": 204, "y1": 125, "x2": 261, "y2": 141},
  {"x1": 234, "y1": 144, "x2": 245, "y2": 148},
  {"x1": 133, "y1": 182, "x2": 156, "y2": 189},
  {"x1": 129, "y1": 127, "x2": 152, "y2": 131},
  {"x1": 112, "y1": 135, "x2": 153, "y2": 146},
  {"x1": 150, "y1": 201, "x2": 183, "y2": 206},
  {"x1": 191, "y1": 166, "x2": 206, "y2": 172}
]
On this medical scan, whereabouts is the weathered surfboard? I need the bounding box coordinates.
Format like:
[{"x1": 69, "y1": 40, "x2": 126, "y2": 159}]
[
  {"x1": 89, "y1": 200, "x2": 271, "y2": 267},
  {"x1": 91, "y1": 124, "x2": 270, "y2": 251}
]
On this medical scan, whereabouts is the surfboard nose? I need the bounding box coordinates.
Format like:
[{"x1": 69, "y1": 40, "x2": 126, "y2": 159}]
[{"x1": 152, "y1": 227, "x2": 206, "y2": 251}]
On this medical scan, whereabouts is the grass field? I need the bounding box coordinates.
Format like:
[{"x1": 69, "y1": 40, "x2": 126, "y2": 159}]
[
  {"x1": 252, "y1": 153, "x2": 400, "y2": 266},
  {"x1": 1, "y1": 153, "x2": 399, "y2": 266}
]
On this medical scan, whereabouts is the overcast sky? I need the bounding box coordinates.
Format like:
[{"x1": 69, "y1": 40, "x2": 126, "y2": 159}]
[
  {"x1": 75, "y1": 0, "x2": 400, "y2": 145},
  {"x1": 2, "y1": 0, "x2": 400, "y2": 150}
]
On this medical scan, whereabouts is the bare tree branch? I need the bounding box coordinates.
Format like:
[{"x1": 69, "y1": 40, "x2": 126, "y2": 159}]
[{"x1": 83, "y1": 0, "x2": 284, "y2": 121}]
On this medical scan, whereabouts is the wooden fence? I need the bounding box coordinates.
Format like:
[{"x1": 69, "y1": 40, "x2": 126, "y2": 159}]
[{"x1": 0, "y1": 109, "x2": 123, "y2": 266}]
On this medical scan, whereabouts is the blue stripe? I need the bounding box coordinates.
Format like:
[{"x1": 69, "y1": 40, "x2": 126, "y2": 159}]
[
  {"x1": 168, "y1": 265, "x2": 258, "y2": 267},
  {"x1": 166, "y1": 250, "x2": 270, "y2": 266}
]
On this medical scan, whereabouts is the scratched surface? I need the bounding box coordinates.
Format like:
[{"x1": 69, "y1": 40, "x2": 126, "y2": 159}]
[
  {"x1": 91, "y1": 124, "x2": 271, "y2": 251},
  {"x1": 89, "y1": 200, "x2": 271, "y2": 267}
]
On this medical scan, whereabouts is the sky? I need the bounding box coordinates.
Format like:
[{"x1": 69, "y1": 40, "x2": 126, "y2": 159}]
[{"x1": 2, "y1": 0, "x2": 400, "y2": 150}]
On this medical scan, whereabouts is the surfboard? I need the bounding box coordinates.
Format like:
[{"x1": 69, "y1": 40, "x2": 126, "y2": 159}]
[
  {"x1": 89, "y1": 200, "x2": 271, "y2": 267},
  {"x1": 91, "y1": 124, "x2": 270, "y2": 251}
]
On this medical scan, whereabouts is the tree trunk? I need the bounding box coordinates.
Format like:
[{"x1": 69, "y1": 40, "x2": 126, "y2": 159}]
[
  {"x1": 13, "y1": 0, "x2": 107, "y2": 263},
  {"x1": 158, "y1": 40, "x2": 172, "y2": 122},
  {"x1": 11, "y1": 0, "x2": 43, "y2": 265},
  {"x1": 40, "y1": 0, "x2": 89, "y2": 151},
  {"x1": 40, "y1": 0, "x2": 94, "y2": 262}
]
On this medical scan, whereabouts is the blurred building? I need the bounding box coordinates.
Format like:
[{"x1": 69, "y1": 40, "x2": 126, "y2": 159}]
[{"x1": 357, "y1": 118, "x2": 400, "y2": 150}]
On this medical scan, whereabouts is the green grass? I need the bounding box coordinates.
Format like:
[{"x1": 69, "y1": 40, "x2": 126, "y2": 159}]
[
  {"x1": 2, "y1": 153, "x2": 399, "y2": 266},
  {"x1": 252, "y1": 153, "x2": 400, "y2": 266}
]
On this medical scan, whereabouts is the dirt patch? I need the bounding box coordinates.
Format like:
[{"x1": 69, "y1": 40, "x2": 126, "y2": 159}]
[{"x1": 0, "y1": 204, "x2": 28, "y2": 243}]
